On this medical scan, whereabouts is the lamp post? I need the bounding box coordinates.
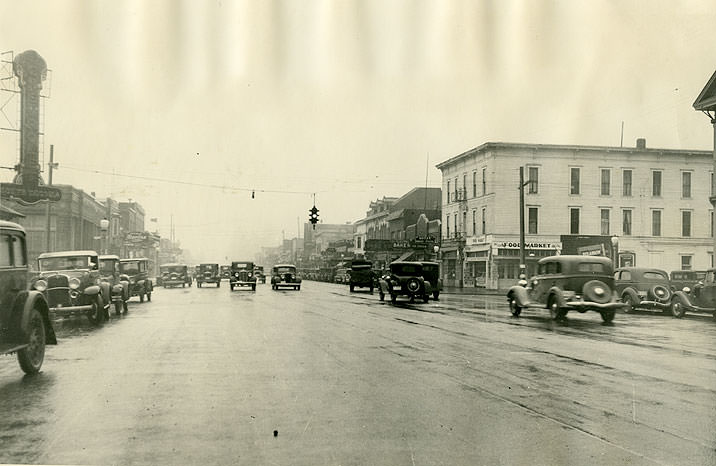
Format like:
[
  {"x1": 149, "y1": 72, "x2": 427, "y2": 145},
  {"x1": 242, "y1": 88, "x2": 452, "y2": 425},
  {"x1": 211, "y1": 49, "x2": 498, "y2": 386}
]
[
  {"x1": 610, "y1": 235, "x2": 619, "y2": 268},
  {"x1": 433, "y1": 244, "x2": 440, "y2": 262},
  {"x1": 100, "y1": 218, "x2": 109, "y2": 255}
]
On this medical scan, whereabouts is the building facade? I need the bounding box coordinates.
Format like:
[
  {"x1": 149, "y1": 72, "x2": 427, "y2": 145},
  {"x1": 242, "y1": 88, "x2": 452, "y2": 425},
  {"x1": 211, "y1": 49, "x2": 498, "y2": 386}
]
[{"x1": 436, "y1": 140, "x2": 713, "y2": 290}]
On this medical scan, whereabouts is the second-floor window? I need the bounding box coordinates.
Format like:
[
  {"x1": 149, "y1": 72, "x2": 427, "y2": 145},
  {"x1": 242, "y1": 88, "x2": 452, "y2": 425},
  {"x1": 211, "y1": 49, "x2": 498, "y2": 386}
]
[
  {"x1": 570, "y1": 208, "x2": 580, "y2": 234},
  {"x1": 528, "y1": 167, "x2": 539, "y2": 194},
  {"x1": 482, "y1": 167, "x2": 486, "y2": 195},
  {"x1": 623, "y1": 169, "x2": 632, "y2": 196},
  {"x1": 652, "y1": 210, "x2": 662, "y2": 236},
  {"x1": 528, "y1": 207, "x2": 538, "y2": 234},
  {"x1": 570, "y1": 168, "x2": 580, "y2": 195},
  {"x1": 682, "y1": 172, "x2": 692, "y2": 198},
  {"x1": 481, "y1": 208, "x2": 486, "y2": 234},
  {"x1": 601, "y1": 169, "x2": 611, "y2": 195},
  {"x1": 682, "y1": 210, "x2": 692, "y2": 237},
  {"x1": 600, "y1": 209, "x2": 610, "y2": 235},
  {"x1": 446, "y1": 215, "x2": 450, "y2": 237},
  {"x1": 454, "y1": 213, "x2": 458, "y2": 237},
  {"x1": 653, "y1": 171, "x2": 662, "y2": 197},
  {"x1": 447, "y1": 181, "x2": 451, "y2": 203},
  {"x1": 472, "y1": 172, "x2": 476, "y2": 198},
  {"x1": 472, "y1": 210, "x2": 476, "y2": 235},
  {"x1": 622, "y1": 209, "x2": 632, "y2": 236}
]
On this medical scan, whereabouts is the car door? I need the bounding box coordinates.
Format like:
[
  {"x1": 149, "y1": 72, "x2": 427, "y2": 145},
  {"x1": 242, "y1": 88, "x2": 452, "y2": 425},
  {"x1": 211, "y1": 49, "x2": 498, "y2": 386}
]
[
  {"x1": 698, "y1": 271, "x2": 716, "y2": 308},
  {"x1": 0, "y1": 232, "x2": 27, "y2": 348},
  {"x1": 529, "y1": 261, "x2": 551, "y2": 305}
]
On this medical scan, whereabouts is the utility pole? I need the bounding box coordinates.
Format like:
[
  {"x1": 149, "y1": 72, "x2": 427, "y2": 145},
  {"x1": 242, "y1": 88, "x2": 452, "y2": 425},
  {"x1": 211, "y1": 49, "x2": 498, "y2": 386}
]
[
  {"x1": 519, "y1": 166, "x2": 528, "y2": 277},
  {"x1": 45, "y1": 144, "x2": 57, "y2": 251}
]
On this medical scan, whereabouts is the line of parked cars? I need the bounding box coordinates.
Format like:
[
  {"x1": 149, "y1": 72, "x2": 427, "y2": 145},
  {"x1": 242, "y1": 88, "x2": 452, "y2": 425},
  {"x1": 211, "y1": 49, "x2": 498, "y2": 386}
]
[
  {"x1": 506, "y1": 255, "x2": 716, "y2": 323},
  {"x1": 0, "y1": 221, "x2": 156, "y2": 375}
]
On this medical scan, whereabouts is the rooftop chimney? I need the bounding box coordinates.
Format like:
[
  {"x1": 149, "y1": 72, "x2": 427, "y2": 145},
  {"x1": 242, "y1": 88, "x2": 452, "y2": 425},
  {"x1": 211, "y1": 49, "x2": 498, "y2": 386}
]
[{"x1": 636, "y1": 138, "x2": 646, "y2": 150}]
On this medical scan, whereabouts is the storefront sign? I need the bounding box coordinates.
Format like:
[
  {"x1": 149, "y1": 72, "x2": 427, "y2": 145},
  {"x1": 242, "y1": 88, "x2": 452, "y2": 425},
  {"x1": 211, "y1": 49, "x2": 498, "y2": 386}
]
[
  {"x1": 577, "y1": 244, "x2": 606, "y2": 256},
  {"x1": 493, "y1": 241, "x2": 562, "y2": 250}
]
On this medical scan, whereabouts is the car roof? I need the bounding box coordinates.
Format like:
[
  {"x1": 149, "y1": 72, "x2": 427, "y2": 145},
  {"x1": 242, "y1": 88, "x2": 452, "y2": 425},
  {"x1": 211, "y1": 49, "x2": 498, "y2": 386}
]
[
  {"x1": 99, "y1": 255, "x2": 120, "y2": 260},
  {"x1": 537, "y1": 255, "x2": 612, "y2": 265},
  {"x1": 615, "y1": 267, "x2": 668, "y2": 275},
  {"x1": 160, "y1": 263, "x2": 186, "y2": 267},
  {"x1": 274, "y1": 264, "x2": 296, "y2": 268},
  {"x1": 120, "y1": 257, "x2": 149, "y2": 262},
  {"x1": 390, "y1": 261, "x2": 424, "y2": 266},
  {"x1": 38, "y1": 250, "x2": 98, "y2": 259}
]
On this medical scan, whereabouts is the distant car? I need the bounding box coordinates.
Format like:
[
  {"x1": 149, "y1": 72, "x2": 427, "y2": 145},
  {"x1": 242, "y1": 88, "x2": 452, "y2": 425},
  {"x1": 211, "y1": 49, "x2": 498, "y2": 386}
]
[
  {"x1": 669, "y1": 270, "x2": 706, "y2": 293},
  {"x1": 349, "y1": 259, "x2": 374, "y2": 292},
  {"x1": 334, "y1": 267, "x2": 348, "y2": 284},
  {"x1": 34, "y1": 250, "x2": 110, "y2": 324},
  {"x1": 614, "y1": 267, "x2": 672, "y2": 314},
  {"x1": 120, "y1": 258, "x2": 154, "y2": 302},
  {"x1": 255, "y1": 265, "x2": 266, "y2": 284},
  {"x1": 670, "y1": 268, "x2": 716, "y2": 319},
  {"x1": 196, "y1": 263, "x2": 221, "y2": 288},
  {"x1": 271, "y1": 264, "x2": 302, "y2": 290},
  {"x1": 99, "y1": 254, "x2": 130, "y2": 315},
  {"x1": 220, "y1": 265, "x2": 231, "y2": 281},
  {"x1": 420, "y1": 261, "x2": 442, "y2": 300},
  {"x1": 0, "y1": 221, "x2": 56, "y2": 374},
  {"x1": 160, "y1": 263, "x2": 191, "y2": 288},
  {"x1": 506, "y1": 255, "x2": 623, "y2": 323},
  {"x1": 378, "y1": 261, "x2": 433, "y2": 304},
  {"x1": 230, "y1": 261, "x2": 257, "y2": 291}
]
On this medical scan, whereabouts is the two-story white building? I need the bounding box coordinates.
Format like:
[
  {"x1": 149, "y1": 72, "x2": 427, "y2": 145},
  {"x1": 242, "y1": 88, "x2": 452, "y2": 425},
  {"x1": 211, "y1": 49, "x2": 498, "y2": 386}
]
[{"x1": 436, "y1": 139, "x2": 713, "y2": 290}]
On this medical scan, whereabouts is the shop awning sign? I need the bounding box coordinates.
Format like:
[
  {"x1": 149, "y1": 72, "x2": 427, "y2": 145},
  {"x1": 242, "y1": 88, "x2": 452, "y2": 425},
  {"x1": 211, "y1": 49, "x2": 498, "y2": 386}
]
[{"x1": 494, "y1": 241, "x2": 562, "y2": 250}]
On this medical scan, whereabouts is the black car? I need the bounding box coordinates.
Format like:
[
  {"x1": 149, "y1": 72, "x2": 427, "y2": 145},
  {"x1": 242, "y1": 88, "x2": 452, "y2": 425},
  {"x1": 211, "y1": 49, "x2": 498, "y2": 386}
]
[
  {"x1": 0, "y1": 221, "x2": 56, "y2": 374},
  {"x1": 671, "y1": 268, "x2": 716, "y2": 319},
  {"x1": 120, "y1": 258, "x2": 154, "y2": 302},
  {"x1": 159, "y1": 263, "x2": 191, "y2": 288},
  {"x1": 196, "y1": 263, "x2": 221, "y2": 288},
  {"x1": 349, "y1": 259, "x2": 374, "y2": 292},
  {"x1": 420, "y1": 261, "x2": 442, "y2": 300},
  {"x1": 99, "y1": 254, "x2": 130, "y2": 315},
  {"x1": 34, "y1": 250, "x2": 111, "y2": 325},
  {"x1": 271, "y1": 264, "x2": 302, "y2": 290},
  {"x1": 378, "y1": 261, "x2": 433, "y2": 304},
  {"x1": 230, "y1": 261, "x2": 257, "y2": 291},
  {"x1": 614, "y1": 267, "x2": 672, "y2": 314}
]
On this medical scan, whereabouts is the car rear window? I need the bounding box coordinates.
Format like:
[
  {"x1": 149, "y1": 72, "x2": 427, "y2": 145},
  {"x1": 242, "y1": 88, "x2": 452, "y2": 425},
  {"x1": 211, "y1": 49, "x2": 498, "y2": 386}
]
[
  {"x1": 643, "y1": 271, "x2": 668, "y2": 280},
  {"x1": 576, "y1": 262, "x2": 606, "y2": 273}
]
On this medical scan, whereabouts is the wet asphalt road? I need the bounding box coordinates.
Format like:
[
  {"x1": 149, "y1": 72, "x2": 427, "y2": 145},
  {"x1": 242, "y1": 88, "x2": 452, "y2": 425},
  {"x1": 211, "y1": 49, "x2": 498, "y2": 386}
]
[{"x1": 0, "y1": 281, "x2": 715, "y2": 466}]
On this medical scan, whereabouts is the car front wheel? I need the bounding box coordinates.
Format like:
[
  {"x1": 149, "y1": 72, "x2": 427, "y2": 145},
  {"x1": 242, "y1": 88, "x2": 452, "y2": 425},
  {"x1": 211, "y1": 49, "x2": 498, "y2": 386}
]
[
  {"x1": 671, "y1": 296, "x2": 686, "y2": 318},
  {"x1": 17, "y1": 308, "x2": 46, "y2": 374},
  {"x1": 88, "y1": 295, "x2": 105, "y2": 325},
  {"x1": 622, "y1": 294, "x2": 635, "y2": 313}
]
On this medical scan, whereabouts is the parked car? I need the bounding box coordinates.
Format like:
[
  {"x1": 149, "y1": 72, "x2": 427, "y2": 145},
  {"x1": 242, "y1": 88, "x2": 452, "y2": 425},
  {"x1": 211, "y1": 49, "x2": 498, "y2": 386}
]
[
  {"x1": 669, "y1": 270, "x2": 706, "y2": 293},
  {"x1": 670, "y1": 268, "x2": 716, "y2": 319},
  {"x1": 230, "y1": 261, "x2": 257, "y2": 291},
  {"x1": 378, "y1": 261, "x2": 433, "y2": 304},
  {"x1": 159, "y1": 263, "x2": 191, "y2": 288},
  {"x1": 34, "y1": 250, "x2": 110, "y2": 324},
  {"x1": 99, "y1": 254, "x2": 130, "y2": 315},
  {"x1": 255, "y1": 265, "x2": 266, "y2": 284},
  {"x1": 0, "y1": 221, "x2": 56, "y2": 374},
  {"x1": 220, "y1": 265, "x2": 231, "y2": 281},
  {"x1": 614, "y1": 267, "x2": 672, "y2": 314},
  {"x1": 420, "y1": 261, "x2": 442, "y2": 300},
  {"x1": 334, "y1": 267, "x2": 349, "y2": 284},
  {"x1": 120, "y1": 257, "x2": 154, "y2": 302},
  {"x1": 349, "y1": 259, "x2": 374, "y2": 292},
  {"x1": 506, "y1": 255, "x2": 623, "y2": 323},
  {"x1": 196, "y1": 263, "x2": 221, "y2": 288},
  {"x1": 271, "y1": 264, "x2": 302, "y2": 290}
]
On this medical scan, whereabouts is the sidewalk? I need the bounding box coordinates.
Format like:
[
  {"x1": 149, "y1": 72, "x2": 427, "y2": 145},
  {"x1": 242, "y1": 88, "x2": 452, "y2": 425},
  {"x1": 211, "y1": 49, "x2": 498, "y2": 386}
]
[{"x1": 442, "y1": 286, "x2": 505, "y2": 296}]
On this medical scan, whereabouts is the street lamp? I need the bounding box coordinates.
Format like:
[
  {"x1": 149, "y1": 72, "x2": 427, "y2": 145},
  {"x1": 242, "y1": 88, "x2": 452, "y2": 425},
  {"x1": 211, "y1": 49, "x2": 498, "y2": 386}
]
[
  {"x1": 100, "y1": 218, "x2": 109, "y2": 255},
  {"x1": 610, "y1": 235, "x2": 619, "y2": 268}
]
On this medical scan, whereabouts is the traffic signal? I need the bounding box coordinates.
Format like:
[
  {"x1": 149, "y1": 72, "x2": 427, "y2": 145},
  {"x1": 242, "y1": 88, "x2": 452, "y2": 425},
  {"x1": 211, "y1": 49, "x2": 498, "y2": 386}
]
[{"x1": 309, "y1": 205, "x2": 319, "y2": 229}]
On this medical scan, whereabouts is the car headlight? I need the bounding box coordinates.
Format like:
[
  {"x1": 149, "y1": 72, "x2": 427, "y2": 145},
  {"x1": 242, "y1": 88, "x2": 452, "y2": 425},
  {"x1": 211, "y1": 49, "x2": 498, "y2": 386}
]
[
  {"x1": 682, "y1": 286, "x2": 691, "y2": 294},
  {"x1": 248, "y1": 273, "x2": 252, "y2": 277},
  {"x1": 34, "y1": 279, "x2": 48, "y2": 292},
  {"x1": 69, "y1": 277, "x2": 81, "y2": 289}
]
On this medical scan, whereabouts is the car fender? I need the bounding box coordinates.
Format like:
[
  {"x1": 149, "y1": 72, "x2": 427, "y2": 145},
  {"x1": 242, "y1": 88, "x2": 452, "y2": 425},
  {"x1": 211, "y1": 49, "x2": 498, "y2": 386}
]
[
  {"x1": 12, "y1": 291, "x2": 56, "y2": 345},
  {"x1": 548, "y1": 286, "x2": 568, "y2": 308},
  {"x1": 111, "y1": 283, "x2": 124, "y2": 295},
  {"x1": 621, "y1": 287, "x2": 640, "y2": 304},
  {"x1": 506, "y1": 285, "x2": 530, "y2": 307},
  {"x1": 672, "y1": 290, "x2": 695, "y2": 309},
  {"x1": 83, "y1": 285, "x2": 101, "y2": 296}
]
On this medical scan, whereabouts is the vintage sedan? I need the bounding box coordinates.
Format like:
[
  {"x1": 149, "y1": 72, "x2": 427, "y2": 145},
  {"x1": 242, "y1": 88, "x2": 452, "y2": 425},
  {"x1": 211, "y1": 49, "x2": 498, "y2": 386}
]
[
  {"x1": 99, "y1": 254, "x2": 130, "y2": 315},
  {"x1": 159, "y1": 263, "x2": 191, "y2": 288},
  {"x1": 255, "y1": 265, "x2": 266, "y2": 284},
  {"x1": 196, "y1": 263, "x2": 221, "y2": 288},
  {"x1": 506, "y1": 255, "x2": 623, "y2": 323},
  {"x1": 669, "y1": 270, "x2": 706, "y2": 293},
  {"x1": 614, "y1": 267, "x2": 672, "y2": 314},
  {"x1": 348, "y1": 259, "x2": 374, "y2": 292},
  {"x1": 271, "y1": 264, "x2": 302, "y2": 290},
  {"x1": 230, "y1": 261, "x2": 257, "y2": 291},
  {"x1": 0, "y1": 221, "x2": 56, "y2": 374},
  {"x1": 670, "y1": 268, "x2": 716, "y2": 319},
  {"x1": 378, "y1": 261, "x2": 433, "y2": 304},
  {"x1": 120, "y1": 257, "x2": 154, "y2": 302},
  {"x1": 34, "y1": 250, "x2": 110, "y2": 324},
  {"x1": 220, "y1": 265, "x2": 231, "y2": 281}
]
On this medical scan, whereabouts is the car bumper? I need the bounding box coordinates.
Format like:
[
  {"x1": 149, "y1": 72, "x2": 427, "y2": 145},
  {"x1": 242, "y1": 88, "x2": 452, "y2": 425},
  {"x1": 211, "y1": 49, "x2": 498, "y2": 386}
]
[
  {"x1": 231, "y1": 281, "x2": 256, "y2": 286},
  {"x1": 634, "y1": 300, "x2": 671, "y2": 310},
  {"x1": 565, "y1": 301, "x2": 627, "y2": 312},
  {"x1": 162, "y1": 279, "x2": 185, "y2": 286}
]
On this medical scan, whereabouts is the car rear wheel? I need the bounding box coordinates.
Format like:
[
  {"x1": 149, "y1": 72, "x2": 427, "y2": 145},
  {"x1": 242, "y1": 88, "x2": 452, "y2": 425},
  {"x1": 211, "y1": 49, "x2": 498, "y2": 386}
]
[
  {"x1": 508, "y1": 295, "x2": 522, "y2": 317},
  {"x1": 17, "y1": 308, "x2": 46, "y2": 374},
  {"x1": 548, "y1": 296, "x2": 567, "y2": 320},
  {"x1": 671, "y1": 296, "x2": 686, "y2": 318},
  {"x1": 621, "y1": 294, "x2": 634, "y2": 313}
]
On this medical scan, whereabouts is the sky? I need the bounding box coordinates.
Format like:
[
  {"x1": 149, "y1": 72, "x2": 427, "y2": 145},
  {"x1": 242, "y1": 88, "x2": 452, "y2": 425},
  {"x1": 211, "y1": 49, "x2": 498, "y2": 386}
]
[{"x1": 0, "y1": 0, "x2": 715, "y2": 262}]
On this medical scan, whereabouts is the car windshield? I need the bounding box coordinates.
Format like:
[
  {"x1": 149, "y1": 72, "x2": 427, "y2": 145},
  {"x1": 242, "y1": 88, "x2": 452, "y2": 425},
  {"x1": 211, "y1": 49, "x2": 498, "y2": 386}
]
[
  {"x1": 391, "y1": 264, "x2": 422, "y2": 275},
  {"x1": 576, "y1": 262, "x2": 607, "y2": 273},
  {"x1": 39, "y1": 255, "x2": 94, "y2": 271},
  {"x1": 162, "y1": 266, "x2": 186, "y2": 273},
  {"x1": 200, "y1": 264, "x2": 217, "y2": 271},
  {"x1": 122, "y1": 261, "x2": 140, "y2": 274},
  {"x1": 99, "y1": 260, "x2": 116, "y2": 275},
  {"x1": 275, "y1": 267, "x2": 295, "y2": 274}
]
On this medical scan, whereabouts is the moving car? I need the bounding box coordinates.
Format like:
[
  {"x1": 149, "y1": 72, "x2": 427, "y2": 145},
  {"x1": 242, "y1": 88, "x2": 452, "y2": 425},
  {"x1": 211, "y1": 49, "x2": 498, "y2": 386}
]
[
  {"x1": 120, "y1": 257, "x2": 154, "y2": 302},
  {"x1": 99, "y1": 254, "x2": 130, "y2": 315},
  {"x1": 255, "y1": 265, "x2": 266, "y2": 283},
  {"x1": 271, "y1": 264, "x2": 302, "y2": 290},
  {"x1": 159, "y1": 263, "x2": 191, "y2": 288},
  {"x1": 220, "y1": 265, "x2": 231, "y2": 281},
  {"x1": 0, "y1": 221, "x2": 56, "y2": 374},
  {"x1": 196, "y1": 263, "x2": 221, "y2": 288},
  {"x1": 230, "y1": 261, "x2": 257, "y2": 291},
  {"x1": 670, "y1": 268, "x2": 716, "y2": 319},
  {"x1": 614, "y1": 267, "x2": 672, "y2": 314},
  {"x1": 506, "y1": 255, "x2": 623, "y2": 323},
  {"x1": 349, "y1": 259, "x2": 374, "y2": 292},
  {"x1": 378, "y1": 261, "x2": 433, "y2": 304},
  {"x1": 34, "y1": 250, "x2": 110, "y2": 324}
]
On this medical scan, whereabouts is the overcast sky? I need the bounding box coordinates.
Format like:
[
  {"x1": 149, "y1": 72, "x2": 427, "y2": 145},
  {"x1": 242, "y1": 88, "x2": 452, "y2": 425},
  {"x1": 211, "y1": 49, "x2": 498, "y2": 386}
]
[{"x1": 0, "y1": 0, "x2": 715, "y2": 262}]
